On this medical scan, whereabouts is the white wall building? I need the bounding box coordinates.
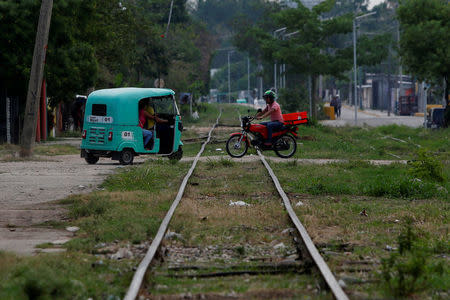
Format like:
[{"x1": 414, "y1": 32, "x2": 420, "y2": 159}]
[
  {"x1": 280, "y1": 0, "x2": 325, "y2": 9},
  {"x1": 299, "y1": 0, "x2": 326, "y2": 9}
]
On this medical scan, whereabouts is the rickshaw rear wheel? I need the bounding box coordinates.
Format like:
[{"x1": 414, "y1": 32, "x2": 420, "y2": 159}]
[
  {"x1": 119, "y1": 149, "x2": 134, "y2": 165},
  {"x1": 85, "y1": 154, "x2": 99, "y2": 165},
  {"x1": 168, "y1": 146, "x2": 183, "y2": 161}
]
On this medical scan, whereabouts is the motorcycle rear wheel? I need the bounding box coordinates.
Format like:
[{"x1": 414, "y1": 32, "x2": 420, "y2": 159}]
[
  {"x1": 274, "y1": 134, "x2": 296, "y2": 158},
  {"x1": 226, "y1": 135, "x2": 248, "y2": 158}
]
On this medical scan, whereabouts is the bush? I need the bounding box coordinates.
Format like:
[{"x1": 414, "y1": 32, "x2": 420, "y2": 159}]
[
  {"x1": 277, "y1": 87, "x2": 308, "y2": 113},
  {"x1": 408, "y1": 148, "x2": 445, "y2": 182},
  {"x1": 0, "y1": 264, "x2": 78, "y2": 299},
  {"x1": 381, "y1": 222, "x2": 446, "y2": 297}
]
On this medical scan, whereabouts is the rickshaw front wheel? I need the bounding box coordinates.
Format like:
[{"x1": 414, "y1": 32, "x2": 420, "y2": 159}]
[
  {"x1": 119, "y1": 149, "x2": 134, "y2": 165},
  {"x1": 168, "y1": 146, "x2": 183, "y2": 161},
  {"x1": 85, "y1": 154, "x2": 99, "y2": 165}
]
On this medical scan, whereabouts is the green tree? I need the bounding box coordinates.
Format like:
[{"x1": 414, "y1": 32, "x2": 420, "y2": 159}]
[
  {"x1": 397, "y1": 0, "x2": 450, "y2": 126},
  {"x1": 233, "y1": 0, "x2": 389, "y2": 118},
  {"x1": 0, "y1": 0, "x2": 40, "y2": 96},
  {"x1": 0, "y1": 0, "x2": 213, "y2": 112}
]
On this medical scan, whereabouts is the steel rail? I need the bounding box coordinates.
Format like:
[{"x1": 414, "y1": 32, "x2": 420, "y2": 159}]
[
  {"x1": 257, "y1": 151, "x2": 349, "y2": 300},
  {"x1": 124, "y1": 110, "x2": 222, "y2": 300},
  {"x1": 236, "y1": 108, "x2": 347, "y2": 298}
]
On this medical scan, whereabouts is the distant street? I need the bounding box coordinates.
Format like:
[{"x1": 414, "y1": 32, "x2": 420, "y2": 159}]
[{"x1": 321, "y1": 104, "x2": 424, "y2": 127}]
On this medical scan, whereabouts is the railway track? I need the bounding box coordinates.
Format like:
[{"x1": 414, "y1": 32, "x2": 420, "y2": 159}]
[{"x1": 124, "y1": 109, "x2": 349, "y2": 300}]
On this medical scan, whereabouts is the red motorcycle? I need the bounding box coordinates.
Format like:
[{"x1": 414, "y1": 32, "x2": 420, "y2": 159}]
[{"x1": 226, "y1": 111, "x2": 308, "y2": 158}]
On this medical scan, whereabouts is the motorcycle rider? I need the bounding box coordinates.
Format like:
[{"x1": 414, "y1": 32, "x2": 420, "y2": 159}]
[{"x1": 256, "y1": 90, "x2": 284, "y2": 146}]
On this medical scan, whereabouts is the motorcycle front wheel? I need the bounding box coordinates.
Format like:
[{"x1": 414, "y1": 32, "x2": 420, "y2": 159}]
[
  {"x1": 226, "y1": 135, "x2": 248, "y2": 158},
  {"x1": 274, "y1": 134, "x2": 297, "y2": 158}
]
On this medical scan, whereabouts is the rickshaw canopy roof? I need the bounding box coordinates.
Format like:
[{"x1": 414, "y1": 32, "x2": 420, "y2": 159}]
[
  {"x1": 88, "y1": 88, "x2": 175, "y2": 103},
  {"x1": 86, "y1": 88, "x2": 175, "y2": 125}
]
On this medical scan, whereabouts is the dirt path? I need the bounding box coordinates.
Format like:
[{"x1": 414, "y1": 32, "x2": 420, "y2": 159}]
[{"x1": 0, "y1": 154, "x2": 145, "y2": 254}]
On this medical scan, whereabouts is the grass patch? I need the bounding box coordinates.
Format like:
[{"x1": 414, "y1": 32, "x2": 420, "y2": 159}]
[
  {"x1": 102, "y1": 159, "x2": 189, "y2": 192},
  {"x1": 273, "y1": 161, "x2": 449, "y2": 200},
  {"x1": 0, "y1": 252, "x2": 132, "y2": 299},
  {"x1": 170, "y1": 161, "x2": 292, "y2": 247},
  {"x1": 65, "y1": 192, "x2": 171, "y2": 250},
  {"x1": 290, "y1": 192, "x2": 448, "y2": 298},
  {"x1": 191, "y1": 105, "x2": 449, "y2": 161},
  {"x1": 34, "y1": 144, "x2": 79, "y2": 156},
  {"x1": 290, "y1": 124, "x2": 450, "y2": 161},
  {"x1": 0, "y1": 143, "x2": 79, "y2": 161},
  {"x1": 148, "y1": 273, "x2": 323, "y2": 297},
  {"x1": 62, "y1": 160, "x2": 190, "y2": 251},
  {"x1": 58, "y1": 131, "x2": 82, "y2": 138},
  {"x1": 205, "y1": 157, "x2": 235, "y2": 168}
]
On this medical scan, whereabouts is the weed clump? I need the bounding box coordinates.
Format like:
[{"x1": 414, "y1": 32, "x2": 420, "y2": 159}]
[
  {"x1": 381, "y1": 221, "x2": 448, "y2": 298},
  {"x1": 206, "y1": 157, "x2": 235, "y2": 169},
  {"x1": 408, "y1": 148, "x2": 445, "y2": 182},
  {"x1": 0, "y1": 263, "x2": 78, "y2": 299},
  {"x1": 362, "y1": 176, "x2": 439, "y2": 199},
  {"x1": 70, "y1": 194, "x2": 109, "y2": 218}
]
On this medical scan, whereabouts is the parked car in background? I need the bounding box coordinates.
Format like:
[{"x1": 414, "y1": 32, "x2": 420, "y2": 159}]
[{"x1": 426, "y1": 107, "x2": 445, "y2": 129}]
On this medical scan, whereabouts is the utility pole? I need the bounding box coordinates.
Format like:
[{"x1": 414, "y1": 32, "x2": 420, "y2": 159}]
[
  {"x1": 20, "y1": 0, "x2": 53, "y2": 157},
  {"x1": 247, "y1": 56, "x2": 250, "y2": 102},
  {"x1": 258, "y1": 62, "x2": 263, "y2": 99},
  {"x1": 228, "y1": 51, "x2": 233, "y2": 103},
  {"x1": 228, "y1": 52, "x2": 230, "y2": 103},
  {"x1": 165, "y1": 0, "x2": 174, "y2": 39},
  {"x1": 423, "y1": 82, "x2": 427, "y2": 128},
  {"x1": 279, "y1": 30, "x2": 298, "y2": 90},
  {"x1": 308, "y1": 75, "x2": 312, "y2": 118},
  {"x1": 273, "y1": 27, "x2": 286, "y2": 92},
  {"x1": 353, "y1": 17, "x2": 358, "y2": 125},
  {"x1": 353, "y1": 11, "x2": 376, "y2": 126},
  {"x1": 397, "y1": 21, "x2": 403, "y2": 114}
]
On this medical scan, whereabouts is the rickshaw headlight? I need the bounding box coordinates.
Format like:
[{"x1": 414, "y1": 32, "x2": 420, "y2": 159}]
[
  {"x1": 82, "y1": 130, "x2": 86, "y2": 139},
  {"x1": 108, "y1": 132, "x2": 113, "y2": 141}
]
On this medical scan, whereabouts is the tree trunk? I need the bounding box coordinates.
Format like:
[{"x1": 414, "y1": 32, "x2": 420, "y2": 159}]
[
  {"x1": 311, "y1": 75, "x2": 318, "y2": 119},
  {"x1": 445, "y1": 75, "x2": 449, "y2": 128},
  {"x1": 20, "y1": 0, "x2": 53, "y2": 157}
]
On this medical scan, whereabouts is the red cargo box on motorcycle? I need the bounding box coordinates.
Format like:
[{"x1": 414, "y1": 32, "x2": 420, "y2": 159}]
[{"x1": 283, "y1": 111, "x2": 308, "y2": 125}]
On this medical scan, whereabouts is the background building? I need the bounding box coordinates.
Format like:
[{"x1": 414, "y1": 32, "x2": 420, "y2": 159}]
[{"x1": 280, "y1": 0, "x2": 326, "y2": 9}]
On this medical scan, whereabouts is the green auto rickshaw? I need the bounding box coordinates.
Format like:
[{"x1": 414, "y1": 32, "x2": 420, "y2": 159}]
[{"x1": 80, "y1": 88, "x2": 183, "y2": 165}]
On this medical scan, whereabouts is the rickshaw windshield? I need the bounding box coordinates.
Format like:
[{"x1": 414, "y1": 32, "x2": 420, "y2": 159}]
[{"x1": 148, "y1": 96, "x2": 175, "y2": 114}]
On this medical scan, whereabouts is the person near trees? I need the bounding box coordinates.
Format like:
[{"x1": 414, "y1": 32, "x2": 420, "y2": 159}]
[
  {"x1": 336, "y1": 95, "x2": 342, "y2": 118},
  {"x1": 330, "y1": 96, "x2": 337, "y2": 117},
  {"x1": 256, "y1": 90, "x2": 284, "y2": 146}
]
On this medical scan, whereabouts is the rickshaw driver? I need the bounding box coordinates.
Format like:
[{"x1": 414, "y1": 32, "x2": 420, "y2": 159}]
[
  {"x1": 139, "y1": 101, "x2": 168, "y2": 149},
  {"x1": 256, "y1": 90, "x2": 284, "y2": 146}
]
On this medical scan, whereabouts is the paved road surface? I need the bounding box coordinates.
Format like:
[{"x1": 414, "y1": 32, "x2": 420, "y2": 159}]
[{"x1": 321, "y1": 104, "x2": 424, "y2": 127}]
